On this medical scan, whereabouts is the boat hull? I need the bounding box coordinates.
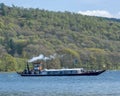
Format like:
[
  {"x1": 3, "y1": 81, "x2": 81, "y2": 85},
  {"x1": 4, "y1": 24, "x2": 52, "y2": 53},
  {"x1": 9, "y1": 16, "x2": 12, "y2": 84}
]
[{"x1": 17, "y1": 70, "x2": 106, "y2": 76}]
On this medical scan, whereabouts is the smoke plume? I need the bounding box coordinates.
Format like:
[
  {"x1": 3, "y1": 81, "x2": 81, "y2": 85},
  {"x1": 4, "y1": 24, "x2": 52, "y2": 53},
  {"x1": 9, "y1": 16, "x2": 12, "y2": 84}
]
[{"x1": 28, "y1": 54, "x2": 56, "y2": 62}]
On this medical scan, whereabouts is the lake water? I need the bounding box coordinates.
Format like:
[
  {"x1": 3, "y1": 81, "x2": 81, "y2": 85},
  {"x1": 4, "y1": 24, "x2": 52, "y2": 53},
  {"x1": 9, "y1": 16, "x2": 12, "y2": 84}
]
[{"x1": 0, "y1": 71, "x2": 120, "y2": 96}]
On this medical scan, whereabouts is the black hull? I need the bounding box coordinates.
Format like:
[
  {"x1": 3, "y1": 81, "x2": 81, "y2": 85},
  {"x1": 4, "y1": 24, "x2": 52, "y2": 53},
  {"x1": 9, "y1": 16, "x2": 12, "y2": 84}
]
[{"x1": 17, "y1": 70, "x2": 105, "y2": 76}]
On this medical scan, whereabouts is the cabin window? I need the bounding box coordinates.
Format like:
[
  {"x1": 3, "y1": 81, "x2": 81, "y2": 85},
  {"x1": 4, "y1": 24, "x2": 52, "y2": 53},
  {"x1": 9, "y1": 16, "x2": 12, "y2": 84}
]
[
  {"x1": 47, "y1": 71, "x2": 53, "y2": 75},
  {"x1": 71, "y1": 70, "x2": 77, "y2": 74}
]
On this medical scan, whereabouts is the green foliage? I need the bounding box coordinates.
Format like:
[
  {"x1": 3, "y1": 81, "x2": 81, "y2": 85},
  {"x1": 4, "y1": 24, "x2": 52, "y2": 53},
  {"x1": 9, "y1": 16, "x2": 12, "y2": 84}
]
[
  {"x1": 1, "y1": 54, "x2": 17, "y2": 71},
  {"x1": 0, "y1": 3, "x2": 120, "y2": 71}
]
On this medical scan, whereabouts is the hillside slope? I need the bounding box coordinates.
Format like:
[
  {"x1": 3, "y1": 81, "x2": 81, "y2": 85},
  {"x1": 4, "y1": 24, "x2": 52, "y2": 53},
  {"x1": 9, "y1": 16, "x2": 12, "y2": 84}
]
[{"x1": 0, "y1": 3, "x2": 120, "y2": 71}]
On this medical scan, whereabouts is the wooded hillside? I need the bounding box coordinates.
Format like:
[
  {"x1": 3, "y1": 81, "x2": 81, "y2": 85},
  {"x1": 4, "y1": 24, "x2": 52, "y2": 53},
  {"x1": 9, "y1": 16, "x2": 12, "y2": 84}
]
[{"x1": 0, "y1": 3, "x2": 120, "y2": 71}]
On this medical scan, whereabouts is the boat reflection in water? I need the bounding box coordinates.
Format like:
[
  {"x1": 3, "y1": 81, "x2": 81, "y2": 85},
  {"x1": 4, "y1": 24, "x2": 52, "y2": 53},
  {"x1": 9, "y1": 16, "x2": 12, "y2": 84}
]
[{"x1": 17, "y1": 62, "x2": 106, "y2": 76}]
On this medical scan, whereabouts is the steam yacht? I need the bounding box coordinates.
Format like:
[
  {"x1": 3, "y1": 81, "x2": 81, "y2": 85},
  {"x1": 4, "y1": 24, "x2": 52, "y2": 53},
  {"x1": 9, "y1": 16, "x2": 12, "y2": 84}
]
[{"x1": 17, "y1": 62, "x2": 105, "y2": 76}]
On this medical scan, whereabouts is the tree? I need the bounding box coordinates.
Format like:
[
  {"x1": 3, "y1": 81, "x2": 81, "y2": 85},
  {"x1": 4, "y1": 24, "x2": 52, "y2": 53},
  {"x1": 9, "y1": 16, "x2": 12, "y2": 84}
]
[{"x1": 2, "y1": 54, "x2": 17, "y2": 71}]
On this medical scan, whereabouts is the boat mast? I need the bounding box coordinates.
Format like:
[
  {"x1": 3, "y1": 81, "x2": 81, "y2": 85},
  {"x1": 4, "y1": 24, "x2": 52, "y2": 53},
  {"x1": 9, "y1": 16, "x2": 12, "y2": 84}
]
[{"x1": 26, "y1": 62, "x2": 30, "y2": 72}]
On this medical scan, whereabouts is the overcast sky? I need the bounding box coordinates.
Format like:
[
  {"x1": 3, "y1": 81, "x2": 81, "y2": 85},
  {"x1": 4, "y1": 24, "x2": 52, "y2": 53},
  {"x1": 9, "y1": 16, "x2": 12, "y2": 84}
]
[{"x1": 0, "y1": 0, "x2": 120, "y2": 18}]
